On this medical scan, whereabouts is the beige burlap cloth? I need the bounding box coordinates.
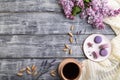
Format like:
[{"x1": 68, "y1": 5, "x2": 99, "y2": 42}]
[{"x1": 79, "y1": 0, "x2": 120, "y2": 80}]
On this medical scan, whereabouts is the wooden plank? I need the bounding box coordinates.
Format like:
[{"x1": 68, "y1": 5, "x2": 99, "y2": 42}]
[
  {"x1": 0, "y1": 59, "x2": 61, "y2": 80},
  {"x1": 0, "y1": 35, "x2": 115, "y2": 58},
  {"x1": 0, "y1": 0, "x2": 60, "y2": 12},
  {"x1": 0, "y1": 58, "x2": 84, "y2": 80},
  {"x1": 0, "y1": 13, "x2": 114, "y2": 35}
]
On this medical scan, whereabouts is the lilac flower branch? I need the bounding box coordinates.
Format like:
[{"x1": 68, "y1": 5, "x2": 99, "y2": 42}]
[{"x1": 59, "y1": 0, "x2": 120, "y2": 29}]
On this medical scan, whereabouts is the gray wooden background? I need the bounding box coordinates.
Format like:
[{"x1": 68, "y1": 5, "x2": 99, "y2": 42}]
[{"x1": 0, "y1": 0, "x2": 115, "y2": 80}]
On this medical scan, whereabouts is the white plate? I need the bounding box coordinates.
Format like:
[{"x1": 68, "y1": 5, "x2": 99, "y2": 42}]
[{"x1": 83, "y1": 34, "x2": 111, "y2": 62}]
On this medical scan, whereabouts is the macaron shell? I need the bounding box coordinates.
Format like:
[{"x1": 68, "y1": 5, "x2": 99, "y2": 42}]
[
  {"x1": 83, "y1": 34, "x2": 111, "y2": 62},
  {"x1": 100, "y1": 49, "x2": 108, "y2": 56},
  {"x1": 94, "y1": 36, "x2": 102, "y2": 43}
]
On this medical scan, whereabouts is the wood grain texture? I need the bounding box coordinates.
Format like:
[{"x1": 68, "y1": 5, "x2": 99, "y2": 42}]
[
  {"x1": 0, "y1": 0, "x2": 60, "y2": 12},
  {"x1": 0, "y1": 35, "x2": 115, "y2": 58},
  {"x1": 0, "y1": 59, "x2": 60, "y2": 80},
  {"x1": 0, "y1": 13, "x2": 114, "y2": 35},
  {"x1": 0, "y1": 58, "x2": 84, "y2": 80},
  {"x1": 0, "y1": 0, "x2": 115, "y2": 80}
]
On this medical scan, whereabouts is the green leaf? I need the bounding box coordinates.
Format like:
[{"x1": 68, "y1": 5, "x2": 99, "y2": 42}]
[
  {"x1": 72, "y1": 6, "x2": 81, "y2": 16},
  {"x1": 84, "y1": 0, "x2": 90, "y2": 3}
]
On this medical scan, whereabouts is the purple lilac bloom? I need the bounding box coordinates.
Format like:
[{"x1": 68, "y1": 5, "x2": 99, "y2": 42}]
[
  {"x1": 80, "y1": 10, "x2": 87, "y2": 18},
  {"x1": 59, "y1": 0, "x2": 75, "y2": 19},
  {"x1": 82, "y1": 0, "x2": 120, "y2": 29},
  {"x1": 76, "y1": 0, "x2": 85, "y2": 9},
  {"x1": 59, "y1": 0, "x2": 120, "y2": 29}
]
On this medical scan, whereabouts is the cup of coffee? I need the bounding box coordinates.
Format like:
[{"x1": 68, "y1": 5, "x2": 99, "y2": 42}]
[{"x1": 58, "y1": 58, "x2": 82, "y2": 80}]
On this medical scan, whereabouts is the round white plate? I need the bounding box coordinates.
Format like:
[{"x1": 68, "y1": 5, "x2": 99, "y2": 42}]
[{"x1": 83, "y1": 34, "x2": 111, "y2": 62}]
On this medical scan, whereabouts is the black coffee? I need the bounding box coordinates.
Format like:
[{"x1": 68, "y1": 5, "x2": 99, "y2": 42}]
[{"x1": 63, "y1": 63, "x2": 80, "y2": 79}]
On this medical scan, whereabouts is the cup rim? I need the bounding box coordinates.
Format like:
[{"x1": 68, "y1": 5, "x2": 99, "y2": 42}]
[{"x1": 58, "y1": 58, "x2": 82, "y2": 80}]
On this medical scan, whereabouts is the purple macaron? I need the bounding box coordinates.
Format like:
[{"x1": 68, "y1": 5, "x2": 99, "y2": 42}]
[
  {"x1": 100, "y1": 49, "x2": 108, "y2": 56},
  {"x1": 94, "y1": 36, "x2": 102, "y2": 43}
]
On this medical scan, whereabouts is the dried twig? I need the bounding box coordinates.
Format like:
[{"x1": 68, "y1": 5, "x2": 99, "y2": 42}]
[{"x1": 35, "y1": 59, "x2": 56, "y2": 80}]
